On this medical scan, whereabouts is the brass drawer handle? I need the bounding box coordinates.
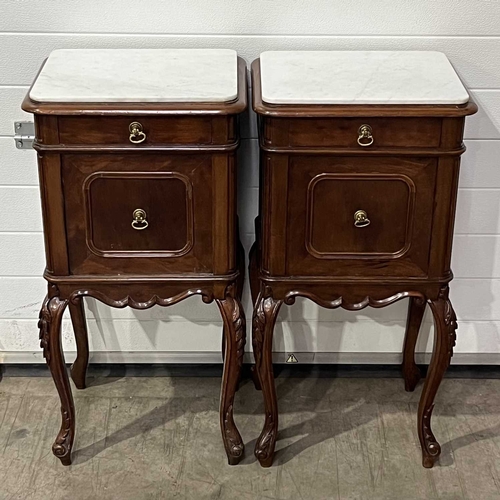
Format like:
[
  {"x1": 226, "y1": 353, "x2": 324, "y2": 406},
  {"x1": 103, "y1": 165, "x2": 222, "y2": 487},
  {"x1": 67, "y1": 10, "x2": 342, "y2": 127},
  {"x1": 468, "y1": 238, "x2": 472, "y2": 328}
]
[
  {"x1": 129, "y1": 122, "x2": 146, "y2": 144},
  {"x1": 131, "y1": 208, "x2": 148, "y2": 230},
  {"x1": 357, "y1": 124, "x2": 374, "y2": 147},
  {"x1": 354, "y1": 210, "x2": 370, "y2": 228}
]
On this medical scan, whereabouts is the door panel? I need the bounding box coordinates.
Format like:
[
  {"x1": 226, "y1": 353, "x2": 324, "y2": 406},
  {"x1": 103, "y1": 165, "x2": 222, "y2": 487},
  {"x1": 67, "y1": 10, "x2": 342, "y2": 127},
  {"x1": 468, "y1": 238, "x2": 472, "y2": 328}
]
[
  {"x1": 286, "y1": 156, "x2": 437, "y2": 277},
  {"x1": 85, "y1": 172, "x2": 192, "y2": 255},
  {"x1": 307, "y1": 173, "x2": 414, "y2": 257},
  {"x1": 63, "y1": 154, "x2": 213, "y2": 275}
]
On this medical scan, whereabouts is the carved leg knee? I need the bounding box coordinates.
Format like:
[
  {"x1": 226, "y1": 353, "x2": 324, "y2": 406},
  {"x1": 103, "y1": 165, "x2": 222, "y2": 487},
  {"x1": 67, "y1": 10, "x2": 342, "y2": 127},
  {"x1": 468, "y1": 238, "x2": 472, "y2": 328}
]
[
  {"x1": 39, "y1": 289, "x2": 75, "y2": 466},
  {"x1": 253, "y1": 294, "x2": 282, "y2": 467},
  {"x1": 216, "y1": 285, "x2": 246, "y2": 465},
  {"x1": 418, "y1": 287, "x2": 456, "y2": 468}
]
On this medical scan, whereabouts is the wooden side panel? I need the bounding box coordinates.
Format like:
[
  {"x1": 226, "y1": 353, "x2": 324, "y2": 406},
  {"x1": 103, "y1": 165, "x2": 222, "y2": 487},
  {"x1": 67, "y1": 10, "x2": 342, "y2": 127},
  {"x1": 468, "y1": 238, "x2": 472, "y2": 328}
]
[
  {"x1": 212, "y1": 153, "x2": 236, "y2": 274},
  {"x1": 38, "y1": 154, "x2": 69, "y2": 275},
  {"x1": 263, "y1": 118, "x2": 290, "y2": 147},
  {"x1": 428, "y1": 118, "x2": 466, "y2": 278},
  {"x1": 440, "y1": 117, "x2": 465, "y2": 149},
  {"x1": 428, "y1": 156, "x2": 461, "y2": 278},
  {"x1": 35, "y1": 115, "x2": 59, "y2": 145},
  {"x1": 262, "y1": 154, "x2": 289, "y2": 275},
  {"x1": 211, "y1": 116, "x2": 236, "y2": 145},
  {"x1": 35, "y1": 116, "x2": 69, "y2": 275}
]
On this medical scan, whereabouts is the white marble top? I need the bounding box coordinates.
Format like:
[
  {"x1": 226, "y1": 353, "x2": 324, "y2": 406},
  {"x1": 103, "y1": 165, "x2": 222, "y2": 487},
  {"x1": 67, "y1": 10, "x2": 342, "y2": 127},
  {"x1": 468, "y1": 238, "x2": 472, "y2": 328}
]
[
  {"x1": 260, "y1": 51, "x2": 469, "y2": 105},
  {"x1": 29, "y1": 49, "x2": 238, "y2": 103}
]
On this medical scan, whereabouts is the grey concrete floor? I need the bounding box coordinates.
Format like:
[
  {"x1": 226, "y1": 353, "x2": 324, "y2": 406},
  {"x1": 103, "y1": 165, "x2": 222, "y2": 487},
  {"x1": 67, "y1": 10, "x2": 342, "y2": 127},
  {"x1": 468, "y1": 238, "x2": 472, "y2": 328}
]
[{"x1": 1, "y1": 375, "x2": 500, "y2": 500}]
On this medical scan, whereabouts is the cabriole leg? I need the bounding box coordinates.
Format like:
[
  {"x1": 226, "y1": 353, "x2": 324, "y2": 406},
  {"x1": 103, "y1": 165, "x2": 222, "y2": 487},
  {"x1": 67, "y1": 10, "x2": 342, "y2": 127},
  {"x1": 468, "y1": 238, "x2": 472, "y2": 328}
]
[
  {"x1": 417, "y1": 286, "x2": 457, "y2": 468},
  {"x1": 216, "y1": 285, "x2": 246, "y2": 465},
  {"x1": 402, "y1": 296, "x2": 426, "y2": 392},
  {"x1": 253, "y1": 293, "x2": 282, "y2": 467},
  {"x1": 69, "y1": 297, "x2": 89, "y2": 390},
  {"x1": 248, "y1": 242, "x2": 260, "y2": 306},
  {"x1": 38, "y1": 289, "x2": 75, "y2": 466},
  {"x1": 236, "y1": 235, "x2": 245, "y2": 301},
  {"x1": 248, "y1": 242, "x2": 262, "y2": 390}
]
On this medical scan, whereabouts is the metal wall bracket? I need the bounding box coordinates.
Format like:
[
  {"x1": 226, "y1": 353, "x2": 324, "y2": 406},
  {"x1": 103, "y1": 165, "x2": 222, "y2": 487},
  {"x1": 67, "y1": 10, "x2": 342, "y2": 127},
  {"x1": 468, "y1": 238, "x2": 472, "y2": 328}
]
[{"x1": 14, "y1": 121, "x2": 35, "y2": 149}]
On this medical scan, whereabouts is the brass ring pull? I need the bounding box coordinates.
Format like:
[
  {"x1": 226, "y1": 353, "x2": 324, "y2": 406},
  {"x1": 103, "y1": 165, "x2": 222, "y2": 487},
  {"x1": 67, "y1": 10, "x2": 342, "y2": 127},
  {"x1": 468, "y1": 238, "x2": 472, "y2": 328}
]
[
  {"x1": 354, "y1": 210, "x2": 370, "y2": 228},
  {"x1": 131, "y1": 208, "x2": 148, "y2": 230},
  {"x1": 129, "y1": 122, "x2": 146, "y2": 144},
  {"x1": 357, "y1": 124, "x2": 374, "y2": 147}
]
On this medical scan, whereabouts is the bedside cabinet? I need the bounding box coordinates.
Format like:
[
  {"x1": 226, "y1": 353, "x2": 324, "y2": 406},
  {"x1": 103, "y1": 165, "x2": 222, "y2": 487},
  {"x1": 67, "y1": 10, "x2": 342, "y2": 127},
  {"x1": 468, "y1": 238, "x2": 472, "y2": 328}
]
[
  {"x1": 249, "y1": 51, "x2": 477, "y2": 468},
  {"x1": 23, "y1": 49, "x2": 247, "y2": 466}
]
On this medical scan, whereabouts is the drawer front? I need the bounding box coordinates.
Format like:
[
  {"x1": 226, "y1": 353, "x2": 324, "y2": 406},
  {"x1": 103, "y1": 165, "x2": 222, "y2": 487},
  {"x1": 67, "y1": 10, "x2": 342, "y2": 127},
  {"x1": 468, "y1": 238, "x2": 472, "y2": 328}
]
[
  {"x1": 286, "y1": 156, "x2": 437, "y2": 277},
  {"x1": 63, "y1": 154, "x2": 214, "y2": 275},
  {"x1": 58, "y1": 116, "x2": 227, "y2": 146},
  {"x1": 270, "y1": 117, "x2": 442, "y2": 149}
]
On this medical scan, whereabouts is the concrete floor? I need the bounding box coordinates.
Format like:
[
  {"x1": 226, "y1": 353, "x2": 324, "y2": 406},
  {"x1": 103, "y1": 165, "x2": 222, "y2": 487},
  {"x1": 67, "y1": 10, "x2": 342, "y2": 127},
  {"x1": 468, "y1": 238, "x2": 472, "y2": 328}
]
[{"x1": 1, "y1": 375, "x2": 500, "y2": 500}]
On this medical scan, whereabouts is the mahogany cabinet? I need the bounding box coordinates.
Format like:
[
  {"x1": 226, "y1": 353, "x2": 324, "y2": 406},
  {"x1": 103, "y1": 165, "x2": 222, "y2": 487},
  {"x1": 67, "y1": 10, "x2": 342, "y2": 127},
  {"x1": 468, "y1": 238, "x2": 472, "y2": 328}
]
[
  {"x1": 249, "y1": 51, "x2": 477, "y2": 468},
  {"x1": 23, "y1": 49, "x2": 247, "y2": 466}
]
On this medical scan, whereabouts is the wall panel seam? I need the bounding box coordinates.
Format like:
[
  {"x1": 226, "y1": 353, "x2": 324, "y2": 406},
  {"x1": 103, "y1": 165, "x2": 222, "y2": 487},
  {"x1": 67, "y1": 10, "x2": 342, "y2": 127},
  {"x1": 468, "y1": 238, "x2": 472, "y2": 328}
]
[{"x1": 3, "y1": 32, "x2": 500, "y2": 39}]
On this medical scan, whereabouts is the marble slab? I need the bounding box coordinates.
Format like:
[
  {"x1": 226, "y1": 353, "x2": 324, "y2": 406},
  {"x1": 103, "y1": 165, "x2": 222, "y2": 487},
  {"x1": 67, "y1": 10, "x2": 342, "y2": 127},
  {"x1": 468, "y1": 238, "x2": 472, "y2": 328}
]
[
  {"x1": 29, "y1": 49, "x2": 238, "y2": 103},
  {"x1": 260, "y1": 51, "x2": 469, "y2": 105}
]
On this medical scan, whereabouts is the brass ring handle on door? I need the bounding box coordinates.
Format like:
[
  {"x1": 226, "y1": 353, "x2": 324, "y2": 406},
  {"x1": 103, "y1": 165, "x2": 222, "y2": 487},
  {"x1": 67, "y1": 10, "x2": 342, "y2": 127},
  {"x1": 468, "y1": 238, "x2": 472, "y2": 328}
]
[
  {"x1": 357, "y1": 124, "x2": 374, "y2": 147},
  {"x1": 131, "y1": 208, "x2": 148, "y2": 230},
  {"x1": 354, "y1": 210, "x2": 371, "y2": 228},
  {"x1": 129, "y1": 122, "x2": 147, "y2": 144}
]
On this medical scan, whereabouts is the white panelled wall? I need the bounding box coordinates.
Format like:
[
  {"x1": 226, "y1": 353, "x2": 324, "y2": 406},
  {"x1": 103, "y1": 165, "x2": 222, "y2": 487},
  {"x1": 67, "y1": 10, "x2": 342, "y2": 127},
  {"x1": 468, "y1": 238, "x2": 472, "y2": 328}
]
[{"x1": 1, "y1": 1, "x2": 500, "y2": 364}]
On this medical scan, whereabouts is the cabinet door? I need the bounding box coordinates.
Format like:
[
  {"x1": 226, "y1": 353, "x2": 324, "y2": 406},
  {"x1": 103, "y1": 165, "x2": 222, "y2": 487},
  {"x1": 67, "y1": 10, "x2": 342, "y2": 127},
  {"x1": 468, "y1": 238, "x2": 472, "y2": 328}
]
[
  {"x1": 63, "y1": 154, "x2": 214, "y2": 275},
  {"x1": 286, "y1": 156, "x2": 437, "y2": 277}
]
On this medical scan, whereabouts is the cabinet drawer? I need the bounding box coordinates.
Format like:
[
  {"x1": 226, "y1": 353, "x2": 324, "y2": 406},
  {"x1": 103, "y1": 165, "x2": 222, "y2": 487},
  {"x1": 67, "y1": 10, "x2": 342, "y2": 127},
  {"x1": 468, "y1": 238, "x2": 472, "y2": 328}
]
[
  {"x1": 58, "y1": 115, "x2": 227, "y2": 146},
  {"x1": 268, "y1": 117, "x2": 442, "y2": 149},
  {"x1": 63, "y1": 154, "x2": 215, "y2": 275},
  {"x1": 285, "y1": 156, "x2": 437, "y2": 277}
]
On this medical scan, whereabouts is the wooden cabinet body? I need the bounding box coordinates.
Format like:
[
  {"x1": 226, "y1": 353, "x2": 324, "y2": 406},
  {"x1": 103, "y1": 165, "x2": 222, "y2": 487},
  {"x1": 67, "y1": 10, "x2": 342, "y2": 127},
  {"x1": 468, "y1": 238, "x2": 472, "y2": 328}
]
[
  {"x1": 250, "y1": 57, "x2": 477, "y2": 469},
  {"x1": 23, "y1": 54, "x2": 247, "y2": 467}
]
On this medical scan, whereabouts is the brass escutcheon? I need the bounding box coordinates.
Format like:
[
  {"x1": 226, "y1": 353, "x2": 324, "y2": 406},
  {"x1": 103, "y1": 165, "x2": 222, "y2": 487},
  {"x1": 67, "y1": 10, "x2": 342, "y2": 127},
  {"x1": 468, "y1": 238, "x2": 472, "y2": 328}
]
[
  {"x1": 354, "y1": 209, "x2": 371, "y2": 228},
  {"x1": 129, "y1": 122, "x2": 147, "y2": 144},
  {"x1": 131, "y1": 208, "x2": 148, "y2": 230},
  {"x1": 357, "y1": 124, "x2": 374, "y2": 147}
]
